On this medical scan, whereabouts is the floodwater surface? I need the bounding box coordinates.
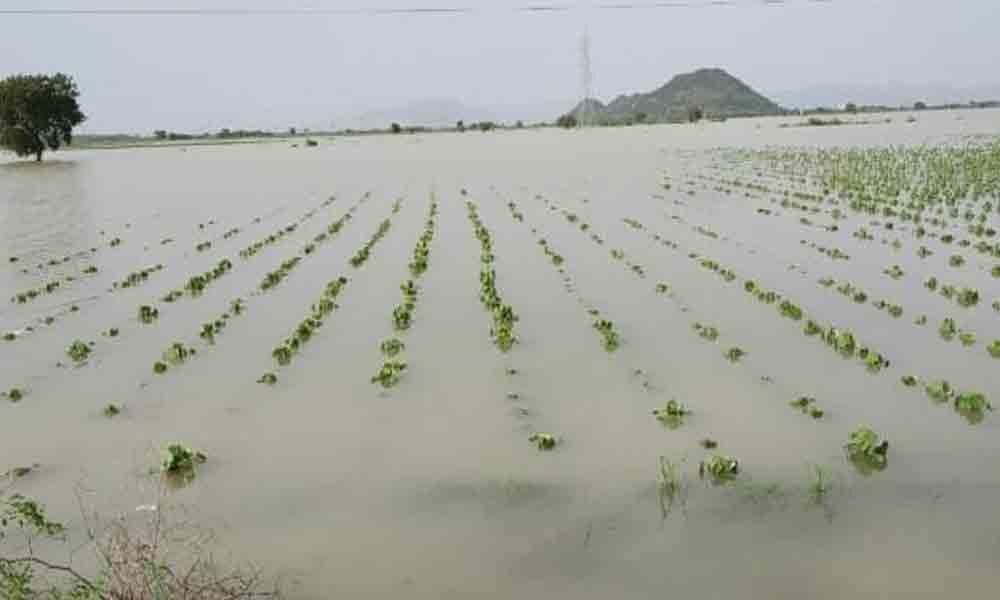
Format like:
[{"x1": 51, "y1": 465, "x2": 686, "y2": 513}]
[{"x1": 2, "y1": 110, "x2": 1000, "y2": 599}]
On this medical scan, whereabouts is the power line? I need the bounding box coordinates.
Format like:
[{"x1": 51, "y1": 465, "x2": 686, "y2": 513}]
[{"x1": 0, "y1": 1, "x2": 841, "y2": 16}]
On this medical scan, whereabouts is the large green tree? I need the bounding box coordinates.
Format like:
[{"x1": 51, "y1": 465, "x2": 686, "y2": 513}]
[{"x1": 0, "y1": 73, "x2": 85, "y2": 161}]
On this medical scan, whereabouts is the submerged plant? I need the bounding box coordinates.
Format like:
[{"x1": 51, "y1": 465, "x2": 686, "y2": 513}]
[
  {"x1": 693, "y1": 323, "x2": 719, "y2": 342},
  {"x1": 954, "y1": 392, "x2": 992, "y2": 425},
  {"x1": 699, "y1": 454, "x2": 739, "y2": 482},
  {"x1": 653, "y1": 399, "x2": 691, "y2": 428},
  {"x1": 901, "y1": 375, "x2": 919, "y2": 387},
  {"x1": 724, "y1": 347, "x2": 746, "y2": 363},
  {"x1": 845, "y1": 426, "x2": 889, "y2": 473},
  {"x1": 163, "y1": 342, "x2": 194, "y2": 365},
  {"x1": 939, "y1": 318, "x2": 958, "y2": 341},
  {"x1": 778, "y1": 300, "x2": 803, "y2": 321},
  {"x1": 5, "y1": 387, "x2": 25, "y2": 402},
  {"x1": 593, "y1": 319, "x2": 620, "y2": 351},
  {"x1": 153, "y1": 361, "x2": 168, "y2": 374},
  {"x1": 138, "y1": 304, "x2": 159, "y2": 324},
  {"x1": 959, "y1": 331, "x2": 977, "y2": 346},
  {"x1": 66, "y1": 340, "x2": 92, "y2": 362},
  {"x1": 528, "y1": 433, "x2": 557, "y2": 450},
  {"x1": 370, "y1": 360, "x2": 407, "y2": 388},
  {"x1": 380, "y1": 338, "x2": 405, "y2": 358},
  {"x1": 160, "y1": 443, "x2": 207, "y2": 473},
  {"x1": 808, "y1": 465, "x2": 832, "y2": 500},
  {"x1": 257, "y1": 373, "x2": 278, "y2": 385},
  {"x1": 988, "y1": 340, "x2": 1000, "y2": 358},
  {"x1": 103, "y1": 403, "x2": 121, "y2": 417}
]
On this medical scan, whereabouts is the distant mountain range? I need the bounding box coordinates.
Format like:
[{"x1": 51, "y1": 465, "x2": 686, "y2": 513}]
[{"x1": 568, "y1": 68, "x2": 784, "y2": 123}]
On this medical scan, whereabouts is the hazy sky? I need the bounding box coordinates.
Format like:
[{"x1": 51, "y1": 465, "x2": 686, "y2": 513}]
[{"x1": 2, "y1": 0, "x2": 998, "y2": 133}]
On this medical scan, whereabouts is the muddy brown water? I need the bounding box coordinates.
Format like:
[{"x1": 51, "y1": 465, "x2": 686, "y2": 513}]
[{"x1": 2, "y1": 110, "x2": 1000, "y2": 598}]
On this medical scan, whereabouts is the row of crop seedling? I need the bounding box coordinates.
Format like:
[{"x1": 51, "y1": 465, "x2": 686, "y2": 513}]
[
  {"x1": 467, "y1": 201, "x2": 518, "y2": 352},
  {"x1": 924, "y1": 276, "x2": 982, "y2": 308},
  {"x1": 374, "y1": 199, "x2": 439, "y2": 388},
  {"x1": 818, "y1": 278, "x2": 906, "y2": 318},
  {"x1": 260, "y1": 276, "x2": 349, "y2": 384},
  {"x1": 149, "y1": 299, "x2": 246, "y2": 375},
  {"x1": 509, "y1": 199, "x2": 622, "y2": 352},
  {"x1": 899, "y1": 376, "x2": 994, "y2": 425},
  {"x1": 238, "y1": 194, "x2": 343, "y2": 259},
  {"x1": 349, "y1": 217, "x2": 393, "y2": 268},
  {"x1": 11, "y1": 271, "x2": 94, "y2": 304},
  {"x1": 112, "y1": 264, "x2": 164, "y2": 290}
]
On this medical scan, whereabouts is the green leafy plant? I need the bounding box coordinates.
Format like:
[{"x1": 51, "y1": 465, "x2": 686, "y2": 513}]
[
  {"x1": 593, "y1": 318, "x2": 620, "y2": 351},
  {"x1": 959, "y1": 331, "x2": 977, "y2": 346},
  {"x1": 953, "y1": 391, "x2": 992, "y2": 425},
  {"x1": 948, "y1": 254, "x2": 966, "y2": 267},
  {"x1": 257, "y1": 373, "x2": 278, "y2": 385},
  {"x1": 528, "y1": 433, "x2": 557, "y2": 450},
  {"x1": 699, "y1": 454, "x2": 739, "y2": 482},
  {"x1": 778, "y1": 300, "x2": 803, "y2": 320},
  {"x1": 724, "y1": 346, "x2": 746, "y2": 362},
  {"x1": 653, "y1": 399, "x2": 691, "y2": 428},
  {"x1": 380, "y1": 338, "x2": 405, "y2": 357},
  {"x1": 845, "y1": 426, "x2": 889, "y2": 473},
  {"x1": 153, "y1": 361, "x2": 168, "y2": 374},
  {"x1": 66, "y1": 339, "x2": 92, "y2": 362},
  {"x1": 939, "y1": 318, "x2": 958, "y2": 340},
  {"x1": 103, "y1": 403, "x2": 121, "y2": 417},
  {"x1": 138, "y1": 304, "x2": 159, "y2": 324},
  {"x1": 693, "y1": 322, "x2": 719, "y2": 342},
  {"x1": 988, "y1": 340, "x2": 1000, "y2": 358},
  {"x1": 803, "y1": 320, "x2": 822, "y2": 336},
  {"x1": 160, "y1": 443, "x2": 207, "y2": 473},
  {"x1": 5, "y1": 387, "x2": 25, "y2": 402},
  {"x1": 901, "y1": 375, "x2": 919, "y2": 387},
  {"x1": 370, "y1": 360, "x2": 407, "y2": 388}
]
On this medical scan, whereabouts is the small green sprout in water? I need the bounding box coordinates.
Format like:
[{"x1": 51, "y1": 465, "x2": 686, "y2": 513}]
[
  {"x1": 66, "y1": 340, "x2": 92, "y2": 362},
  {"x1": 901, "y1": 375, "x2": 919, "y2": 387},
  {"x1": 724, "y1": 347, "x2": 746, "y2": 363},
  {"x1": 808, "y1": 465, "x2": 833, "y2": 500},
  {"x1": 915, "y1": 315, "x2": 928, "y2": 326},
  {"x1": 103, "y1": 403, "x2": 121, "y2": 417},
  {"x1": 653, "y1": 399, "x2": 691, "y2": 428},
  {"x1": 887, "y1": 304, "x2": 903, "y2": 318},
  {"x1": 958, "y1": 331, "x2": 976, "y2": 346},
  {"x1": 6, "y1": 387, "x2": 25, "y2": 402},
  {"x1": 371, "y1": 361, "x2": 407, "y2": 388},
  {"x1": 948, "y1": 255, "x2": 966, "y2": 268},
  {"x1": 700, "y1": 438, "x2": 718, "y2": 449},
  {"x1": 845, "y1": 426, "x2": 889, "y2": 473},
  {"x1": 528, "y1": 433, "x2": 557, "y2": 450},
  {"x1": 592, "y1": 319, "x2": 620, "y2": 351},
  {"x1": 655, "y1": 282, "x2": 670, "y2": 294},
  {"x1": 380, "y1": 338, "x2": 405, "y2": 358},
  {"x1": 791, "y1": 396, "x2": 824, "y2": 417},
  {"x1": 163, "y1": 342, "x2": 194, "y2": 365},
  {"x1": 778, "y1": 300, "x2": 803, "y2": 321},
  {"x1": 693, "y1": 323, "x2": 719, "y2": 342},
  {"x1": 939, "y1": 318, "x2": 958, "y2": 341},
  {"x1": 953, "y1": 392, "x2": 992, "y2": 425},
  {"x1": 883, "y1": 264, "x2": 905, "y2": 279},
  {"x1": 272, "y1": 344, "x2": 294, "y2": 366},
  {"x1": 925, "y1": 380, "x2": 952, "y2": 403},
  {"x1": 257, "y1": 373, "x2": 278, "y2": 385},
  {"x1": 3, "y1": 331, "x2": 16, "y2": 341},
  {"x1": 699, "y1": 454, "x2": 739, "y2": 482},
  {"x1": 988, "y1": 340, "x2": 1000, "y2": 359},
  {"x1": 924, "y1": 276, "x2": 939, "y2": 291},
  {"x1": 138, "y1": 304, "x2": 159, "y2": 324},
  {"x1": 153, "y1": 361, "x2": 168, "y2": 374},
  {"x1": 803, "y1": 320, "x2": 822, "y2": 336},
  {"x1": 956, "y1": 288, "x2": 980, "y2": 307},
  {"x1": 160, "y1": 443, "x2": 207, "y2": 473}
]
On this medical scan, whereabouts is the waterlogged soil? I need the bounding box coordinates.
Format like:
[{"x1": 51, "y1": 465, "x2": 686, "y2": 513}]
[{"x1": 3, "y1": 109, "x2": 1000, "y2": 599}]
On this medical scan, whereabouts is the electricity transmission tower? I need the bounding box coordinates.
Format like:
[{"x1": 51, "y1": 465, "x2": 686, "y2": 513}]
[{"x1": 579, "y1": 29, "x2": 593, "y2": 128}]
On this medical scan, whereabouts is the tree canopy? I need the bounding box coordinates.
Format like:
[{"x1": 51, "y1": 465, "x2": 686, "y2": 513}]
[{"x1": 0, "y1": 73, "x2": 85, "y2": 161}]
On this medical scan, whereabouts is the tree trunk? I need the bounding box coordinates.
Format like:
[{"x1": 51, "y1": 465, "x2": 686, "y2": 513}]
[{"x1": 35, "y1": 149, "x2": 43, "y2": 162}]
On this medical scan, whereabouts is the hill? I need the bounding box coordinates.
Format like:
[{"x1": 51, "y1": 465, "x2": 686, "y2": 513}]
[{"x1": 568, "y1": 68, "x2": 783, "y2": 123}]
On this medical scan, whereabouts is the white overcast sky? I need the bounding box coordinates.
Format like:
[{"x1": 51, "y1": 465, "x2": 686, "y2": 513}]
[{"x1": 2, "y1": 0, "x2": 998, "y2": 133}]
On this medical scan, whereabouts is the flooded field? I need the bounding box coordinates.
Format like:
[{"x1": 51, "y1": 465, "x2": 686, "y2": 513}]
[{"x1": 3, "y1": 110, "x2": 1000, "y2": 598}]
